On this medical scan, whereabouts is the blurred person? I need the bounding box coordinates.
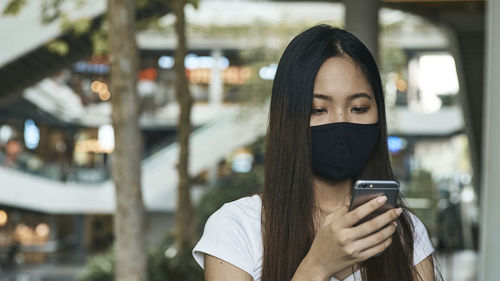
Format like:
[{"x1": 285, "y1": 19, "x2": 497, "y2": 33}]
[
  {"x1": 0, "y1": 142, "x2": 6, "y2": 165},
  {"x1": 4, "y1": 139, "x2": 23, "y2": 168},
  {"x1": 193, "y1": 25, "x2": 438, "y2": 281},
  {"x1": 216, "y1": 159, "x2": 231, "y2": 179},
  {"x1": 436, "y1": 194, "x2": 464, "y2": 252},
  {"x1": 6, "y1": 240, "x2": 20, "y2": 269}
]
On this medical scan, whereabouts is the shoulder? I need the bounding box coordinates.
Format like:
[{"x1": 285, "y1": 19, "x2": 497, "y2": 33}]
[
  {"x1": 192, "y1": 194, "x2": 262, "y2": 277},
  {"x1": 406, "y1": 211, "x2": 435, "y2": 266}
]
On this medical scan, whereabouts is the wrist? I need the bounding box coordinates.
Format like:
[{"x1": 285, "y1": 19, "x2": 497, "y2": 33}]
[{"x1": 292, "y1": 254, "x2": 329, "y2": 281}]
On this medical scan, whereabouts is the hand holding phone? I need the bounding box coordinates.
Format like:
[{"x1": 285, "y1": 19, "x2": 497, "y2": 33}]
[{"x1": 300, "y1": 194, "x2": 402, "y2": 280}]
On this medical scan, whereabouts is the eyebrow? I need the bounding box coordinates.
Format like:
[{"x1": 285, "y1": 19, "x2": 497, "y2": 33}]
[
  {"x1": 313, "y1": 92, "x2": 372, "y2": 101},
  {"x1": 348, "y1": 92, "x2": 372, "y2": 101},
  {"x1": 313, "y1": 93, "x2": 333, "y2": 101}
]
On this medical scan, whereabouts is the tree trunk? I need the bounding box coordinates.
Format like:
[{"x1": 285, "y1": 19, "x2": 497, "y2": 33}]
[
  {"x1": 107, "y1": 0, "x2": 147, "y2": 281},
  {"x1": 172, "y1": 0, "x2": 196, "y2": 250}
]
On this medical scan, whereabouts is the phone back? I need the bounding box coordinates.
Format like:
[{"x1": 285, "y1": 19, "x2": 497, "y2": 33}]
[{"x1": 349, "y1": 180, "x2": 400, "y2": 225}]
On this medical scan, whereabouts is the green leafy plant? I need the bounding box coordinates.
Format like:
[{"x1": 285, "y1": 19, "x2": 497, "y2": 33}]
[
  {"x1": 78, "y1": 235, "x2": 203, "y2": 281},
  {"x1": 195, "y1": 165, "x2": 264, "y2": 235},
  {"x1": 79, "y1": 136, "x2": 266, "y2": 281}
]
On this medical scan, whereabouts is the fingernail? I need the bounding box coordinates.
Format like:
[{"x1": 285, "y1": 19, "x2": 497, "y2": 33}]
[
  {"x1": 377, "y1": 196, "x2": 387, "y2": 204},
  {"x1": 392, "y1": 221, "x2": 398, "y2": 227},
  {"x1": 395, "y1": 208, "x2": 403, "y2": 215}
]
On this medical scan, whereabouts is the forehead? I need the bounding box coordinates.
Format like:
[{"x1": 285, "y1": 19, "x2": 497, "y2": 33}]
[{"x1": 313, "y1": 56, "x2": 374, "y2": 99}]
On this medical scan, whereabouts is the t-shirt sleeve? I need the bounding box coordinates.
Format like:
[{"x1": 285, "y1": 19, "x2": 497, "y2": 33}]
[
  {"x1": 408, "y1": 211, "x2": 435, "y2": 265},
  {"x1": 192, "y1": 206, "x2": 255, "y2": 276}
]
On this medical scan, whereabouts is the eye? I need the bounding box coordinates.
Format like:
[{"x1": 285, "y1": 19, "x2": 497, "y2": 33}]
[
  {"x1": 311, "y1": 108, "x2": 327, "y2": 115},
  {"x1": 351, "y1": 107, "x2": 369, "y2": 114}
]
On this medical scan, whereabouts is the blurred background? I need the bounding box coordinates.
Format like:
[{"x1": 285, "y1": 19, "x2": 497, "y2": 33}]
[{"x1": 0, "y1": 0, "x2": 498, "y2": 280}]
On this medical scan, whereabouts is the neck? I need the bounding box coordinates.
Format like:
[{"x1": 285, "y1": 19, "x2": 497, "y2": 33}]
[{"x1": 313, "y1": 176, "x2": 352, "y2": 216}]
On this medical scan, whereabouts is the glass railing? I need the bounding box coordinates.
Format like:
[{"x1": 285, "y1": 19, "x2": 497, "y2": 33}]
[
  {"x1": 0, "y1": 158, "x2": 110, "y2": 184},
  {"x1": 0, "y1": 107, "x2": 243, "y2": 185}
]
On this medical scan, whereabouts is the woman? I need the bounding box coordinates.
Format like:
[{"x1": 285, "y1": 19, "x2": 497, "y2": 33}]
[{"x1": 192, "y1": 25, "x2": 437, "y2": 281}]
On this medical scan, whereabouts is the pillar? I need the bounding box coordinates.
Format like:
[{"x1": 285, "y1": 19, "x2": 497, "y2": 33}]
[
  {"x1": 344, "y1": 0, "x2": 380, "y2": 62},
  {"x1": 209, "y1": 49, "x2": 223, "y2": 105},
  {"x1": 74, "y1": 214, "x2": 85, "y2": 262},
  {"x1": 478, "y1": 0, "x2": 500, "y2": 280}
]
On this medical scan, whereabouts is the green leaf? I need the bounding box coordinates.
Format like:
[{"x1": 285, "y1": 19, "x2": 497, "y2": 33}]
[
  {"x1": 91, "y1": 29, "x2": 109, "y2": 55},
  {"x1": 46, "y1": 40, "x2": 69, "y2": 55},
  {"x1": 2, "y1": 0, "x2": 27, "y2": 16}
]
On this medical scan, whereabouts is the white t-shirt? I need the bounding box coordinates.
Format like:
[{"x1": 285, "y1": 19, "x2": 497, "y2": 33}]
[{"x1": 192, "y1": 194, "x2": 435, "y2": 281}]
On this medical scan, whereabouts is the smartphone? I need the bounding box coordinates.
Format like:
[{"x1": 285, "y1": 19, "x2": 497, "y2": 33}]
[{"x1": 348, "y1": 180, "x2": 400, "y2": 226}]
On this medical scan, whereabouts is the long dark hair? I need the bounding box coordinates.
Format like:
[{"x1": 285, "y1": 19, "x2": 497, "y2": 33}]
[{"x1": 261, "y1": 24, "x2": 420, "y2": 281}]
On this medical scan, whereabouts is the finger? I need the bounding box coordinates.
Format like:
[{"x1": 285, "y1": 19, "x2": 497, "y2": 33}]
[
  {"x1": 349, "y1": 208, "x2": 402, "y2": 240},
  {"x1": 358, "y1": 236, "x2": 393, "y2": 261},
  {"x1": 341, "y1": 196, "x2": 387, "y2": 227},
  {"x1": 350, "y1": 221, "x2": 397, "y2": 252}
]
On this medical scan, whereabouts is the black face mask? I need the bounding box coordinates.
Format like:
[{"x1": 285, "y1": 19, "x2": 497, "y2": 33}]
[{"x1": 310, "y1": 122, "x2": 380, "y2": 182}]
